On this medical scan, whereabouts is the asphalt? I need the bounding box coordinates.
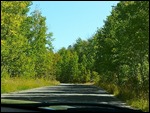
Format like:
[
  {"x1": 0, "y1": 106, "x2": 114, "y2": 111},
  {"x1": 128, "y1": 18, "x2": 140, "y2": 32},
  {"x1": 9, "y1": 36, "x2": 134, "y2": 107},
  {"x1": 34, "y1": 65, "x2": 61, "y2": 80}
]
[{"x1": 1, "y1": 83, "x2": 131, "y2": 108}]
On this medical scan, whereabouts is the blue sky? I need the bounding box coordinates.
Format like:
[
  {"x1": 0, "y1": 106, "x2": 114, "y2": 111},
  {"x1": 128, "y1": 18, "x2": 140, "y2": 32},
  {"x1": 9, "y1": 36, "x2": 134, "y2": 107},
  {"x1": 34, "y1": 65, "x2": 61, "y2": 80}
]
[{"x1": 28, "y1": 1, "x2": 119, "y2": 51}]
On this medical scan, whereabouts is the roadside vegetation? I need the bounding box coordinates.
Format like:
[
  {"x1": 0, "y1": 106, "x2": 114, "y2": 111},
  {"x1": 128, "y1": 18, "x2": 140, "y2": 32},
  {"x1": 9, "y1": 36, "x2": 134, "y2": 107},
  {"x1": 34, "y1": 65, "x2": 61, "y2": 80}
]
[
  {"x1": 93, "y1": 1, "x2": 149, "y2": 112},
  {"x1": 1, "y1": 1, "x2": 59, "y2": 93},
  {"x1": 1, "y1": 1, "x2": 149, "y2": 112},
  {"x1": 94, "y1": 82, "x2": 149, "y2": 112},
  {"x1": 1, "y1": 77, "x2": 59, "y2": 94}
]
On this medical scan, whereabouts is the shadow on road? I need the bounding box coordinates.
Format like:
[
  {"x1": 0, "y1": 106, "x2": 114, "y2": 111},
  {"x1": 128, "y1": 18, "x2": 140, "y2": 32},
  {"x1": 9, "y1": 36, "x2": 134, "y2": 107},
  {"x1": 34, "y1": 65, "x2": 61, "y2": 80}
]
[{"x1": 1, "y1": 84, "x2": 129, "y2": 108}]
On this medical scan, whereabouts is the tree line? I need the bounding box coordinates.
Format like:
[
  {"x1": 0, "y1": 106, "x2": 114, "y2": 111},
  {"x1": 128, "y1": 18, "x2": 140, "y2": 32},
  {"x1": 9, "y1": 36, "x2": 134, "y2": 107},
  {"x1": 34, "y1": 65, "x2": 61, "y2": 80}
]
[
  {"x1": 1, "y1": 1, "x2": 149, "y2": 95},
  {"x1": 56, "y1": 1, "x2": 149, "y2": 91},
  {"x1": 1, "y1": 1, "x2": 55, "y2": 80}
]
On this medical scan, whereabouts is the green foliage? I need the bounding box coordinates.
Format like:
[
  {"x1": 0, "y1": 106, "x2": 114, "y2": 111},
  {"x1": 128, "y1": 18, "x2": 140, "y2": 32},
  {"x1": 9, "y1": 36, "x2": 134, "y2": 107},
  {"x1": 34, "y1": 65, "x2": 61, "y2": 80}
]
[
  {"x1": 55, "y1": 1, "x2": 149, "y2": 111},
  {"x1": 1, "y1": 77, "x2": 60, "y2": 94},
  {"x1": 1, "y1": 1, "x2": 34, "y2": 78},
  {"x1": 55, "y1": 48, "x2": 79, "y2": 83},
  {"x1": 27, "y1": 9, "x2": 54, "y2": 79},
  {"x1": 95, "y1": 1, "x2": 149, "y2": 88},
  {"x1": 94, "y1": 1, "x2": 149, "y2": 111},
  {"x1": 55, "y1": 36, "x2": 98, "y2": 83},
  {"x1": 1, "y1": 1, "x2": 56, "y2": 80},
  {"x1": 95, "y1": 81, "x2": 149, "y2": 112}
]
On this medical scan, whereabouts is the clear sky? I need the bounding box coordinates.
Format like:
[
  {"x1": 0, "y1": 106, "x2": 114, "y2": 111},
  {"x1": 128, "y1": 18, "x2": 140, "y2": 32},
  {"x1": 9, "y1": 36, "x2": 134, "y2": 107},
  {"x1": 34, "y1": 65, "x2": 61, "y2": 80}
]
[{"x1": 28, "y1": 1, "x2": 119, "y2": 51}]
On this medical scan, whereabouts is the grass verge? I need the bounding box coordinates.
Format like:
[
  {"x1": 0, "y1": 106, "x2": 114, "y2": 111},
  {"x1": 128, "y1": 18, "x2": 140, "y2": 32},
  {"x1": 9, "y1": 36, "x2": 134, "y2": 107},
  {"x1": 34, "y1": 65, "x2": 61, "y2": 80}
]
[
  {"x1": 1, "y1": 77, "x2": 60, "y2": 94},
  {"x1": 94, "y1": 82, "x2": 149, "y2": 112}
]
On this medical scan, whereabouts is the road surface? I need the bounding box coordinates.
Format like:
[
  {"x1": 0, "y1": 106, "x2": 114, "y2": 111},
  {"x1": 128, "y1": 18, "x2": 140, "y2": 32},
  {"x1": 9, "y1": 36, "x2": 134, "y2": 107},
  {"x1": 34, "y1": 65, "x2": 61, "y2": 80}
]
[{"x1": 1, "y1": 83, "x2": 131, "y2": 108}]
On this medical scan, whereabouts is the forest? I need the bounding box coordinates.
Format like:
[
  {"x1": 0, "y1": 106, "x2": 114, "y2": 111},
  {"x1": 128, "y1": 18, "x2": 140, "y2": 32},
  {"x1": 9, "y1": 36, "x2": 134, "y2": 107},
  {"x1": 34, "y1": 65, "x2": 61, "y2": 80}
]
[{"x1": 1, "y1": 1, "x2": 149, "y2": 111}]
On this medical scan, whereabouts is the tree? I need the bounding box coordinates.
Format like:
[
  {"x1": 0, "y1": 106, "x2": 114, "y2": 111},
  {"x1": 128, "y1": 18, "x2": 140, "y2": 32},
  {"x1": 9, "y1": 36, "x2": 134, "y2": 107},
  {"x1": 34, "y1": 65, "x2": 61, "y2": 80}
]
[
  {"x1": 1, "y1": 2, "x2": 55, "y2": 80},
  {"x1": 95, "y1": 1, "x2": 149, "y2": 91},
  {"x1": 1, "y1": 1, "x2": 34, "y2": 78},
  {"x1": 28, "y1": 9, "x2": 54, "y2": 79}
]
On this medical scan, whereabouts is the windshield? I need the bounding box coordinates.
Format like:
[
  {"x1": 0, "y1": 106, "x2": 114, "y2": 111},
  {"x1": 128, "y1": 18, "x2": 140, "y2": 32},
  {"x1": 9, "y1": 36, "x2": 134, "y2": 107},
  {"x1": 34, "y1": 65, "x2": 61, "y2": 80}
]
[{"x1": 1, "y1": 1, "x2": 149, "y2": 112}]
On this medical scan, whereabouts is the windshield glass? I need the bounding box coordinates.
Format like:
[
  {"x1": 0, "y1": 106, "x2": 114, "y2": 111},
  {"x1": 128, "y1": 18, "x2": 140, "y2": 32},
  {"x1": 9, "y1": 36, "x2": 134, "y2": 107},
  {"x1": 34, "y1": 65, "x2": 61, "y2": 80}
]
[{"x1": 1, "y1": 1, "x2": 149, "y2": 112}]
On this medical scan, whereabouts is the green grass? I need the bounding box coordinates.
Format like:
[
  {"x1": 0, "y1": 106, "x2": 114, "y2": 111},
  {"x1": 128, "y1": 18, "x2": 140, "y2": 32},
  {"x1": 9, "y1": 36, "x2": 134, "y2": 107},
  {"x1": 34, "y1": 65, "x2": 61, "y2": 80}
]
[
  {"x1": 126, "y1": 98, "x2": 149, "y2": 112},
  {"x1": 94, "y1": 82, "x2": 149, "y2": 112},
  {"x1": 1, "y1": 77, "x2": 60, "y2": 94}
]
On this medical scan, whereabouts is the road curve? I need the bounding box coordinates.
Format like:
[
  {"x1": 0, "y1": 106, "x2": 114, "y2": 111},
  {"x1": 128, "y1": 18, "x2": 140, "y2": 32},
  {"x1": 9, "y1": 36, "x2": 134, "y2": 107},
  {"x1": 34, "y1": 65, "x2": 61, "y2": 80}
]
[{"x1": 1, "y1": 83, "x2": 131, "y2": 108}]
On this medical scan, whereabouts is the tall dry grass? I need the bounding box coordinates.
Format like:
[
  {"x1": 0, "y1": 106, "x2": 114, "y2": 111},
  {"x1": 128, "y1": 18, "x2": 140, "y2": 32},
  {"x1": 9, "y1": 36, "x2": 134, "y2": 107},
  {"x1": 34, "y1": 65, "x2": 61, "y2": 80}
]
[
  {"x1": 94, "y1": 82, "x2": 149, "y2": 112},
  {"x1": 1, "y1": 77, "x2": 60, "y2": 93}
]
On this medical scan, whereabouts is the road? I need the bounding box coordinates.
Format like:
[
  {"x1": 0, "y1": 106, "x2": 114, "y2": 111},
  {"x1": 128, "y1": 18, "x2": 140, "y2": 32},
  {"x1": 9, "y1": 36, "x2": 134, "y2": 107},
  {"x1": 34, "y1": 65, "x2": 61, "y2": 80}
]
[{"x1": 1, "y1": 83, "x2": 131, "y2": 108}]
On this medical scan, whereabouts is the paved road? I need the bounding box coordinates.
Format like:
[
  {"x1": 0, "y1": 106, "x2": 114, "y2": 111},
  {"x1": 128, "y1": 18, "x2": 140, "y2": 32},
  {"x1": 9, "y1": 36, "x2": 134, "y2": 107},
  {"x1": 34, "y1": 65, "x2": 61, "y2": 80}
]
[{"x1": 1, "y1": 83, "x2": 131, "y2": 108}]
